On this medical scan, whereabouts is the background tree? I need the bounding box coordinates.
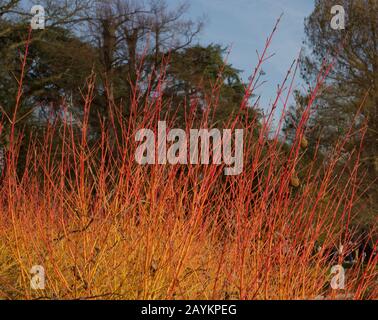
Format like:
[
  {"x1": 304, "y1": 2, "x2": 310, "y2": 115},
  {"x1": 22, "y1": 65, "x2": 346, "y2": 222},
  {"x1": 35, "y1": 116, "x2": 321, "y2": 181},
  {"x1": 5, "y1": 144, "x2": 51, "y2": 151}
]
[
  {"x1": 85, "y1": 0, "x2": 203, "y2": 110},
  {"x1": 0, "y1": 0, "x2": 94, "y2": 174},
  {"x1": 165, "y1": 44, "x2": 247, "y2": 125},
  {"x1": 285, "y1": 0, "x2": 378, "y2": 222}
]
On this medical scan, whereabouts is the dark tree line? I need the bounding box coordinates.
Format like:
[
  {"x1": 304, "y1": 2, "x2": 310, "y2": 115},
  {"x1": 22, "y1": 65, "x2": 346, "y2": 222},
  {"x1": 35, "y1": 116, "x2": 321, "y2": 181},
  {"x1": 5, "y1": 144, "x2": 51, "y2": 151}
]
[{"x1": 0, "y1": 0, "x2": 248, "y2": 170}]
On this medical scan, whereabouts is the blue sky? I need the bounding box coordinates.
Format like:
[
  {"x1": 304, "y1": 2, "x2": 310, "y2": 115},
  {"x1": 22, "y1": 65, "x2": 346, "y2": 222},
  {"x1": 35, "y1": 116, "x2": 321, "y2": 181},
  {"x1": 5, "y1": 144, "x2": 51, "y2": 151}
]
[{"x1": 168, "y1": 0, "x2": 315, "y2": 114}]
